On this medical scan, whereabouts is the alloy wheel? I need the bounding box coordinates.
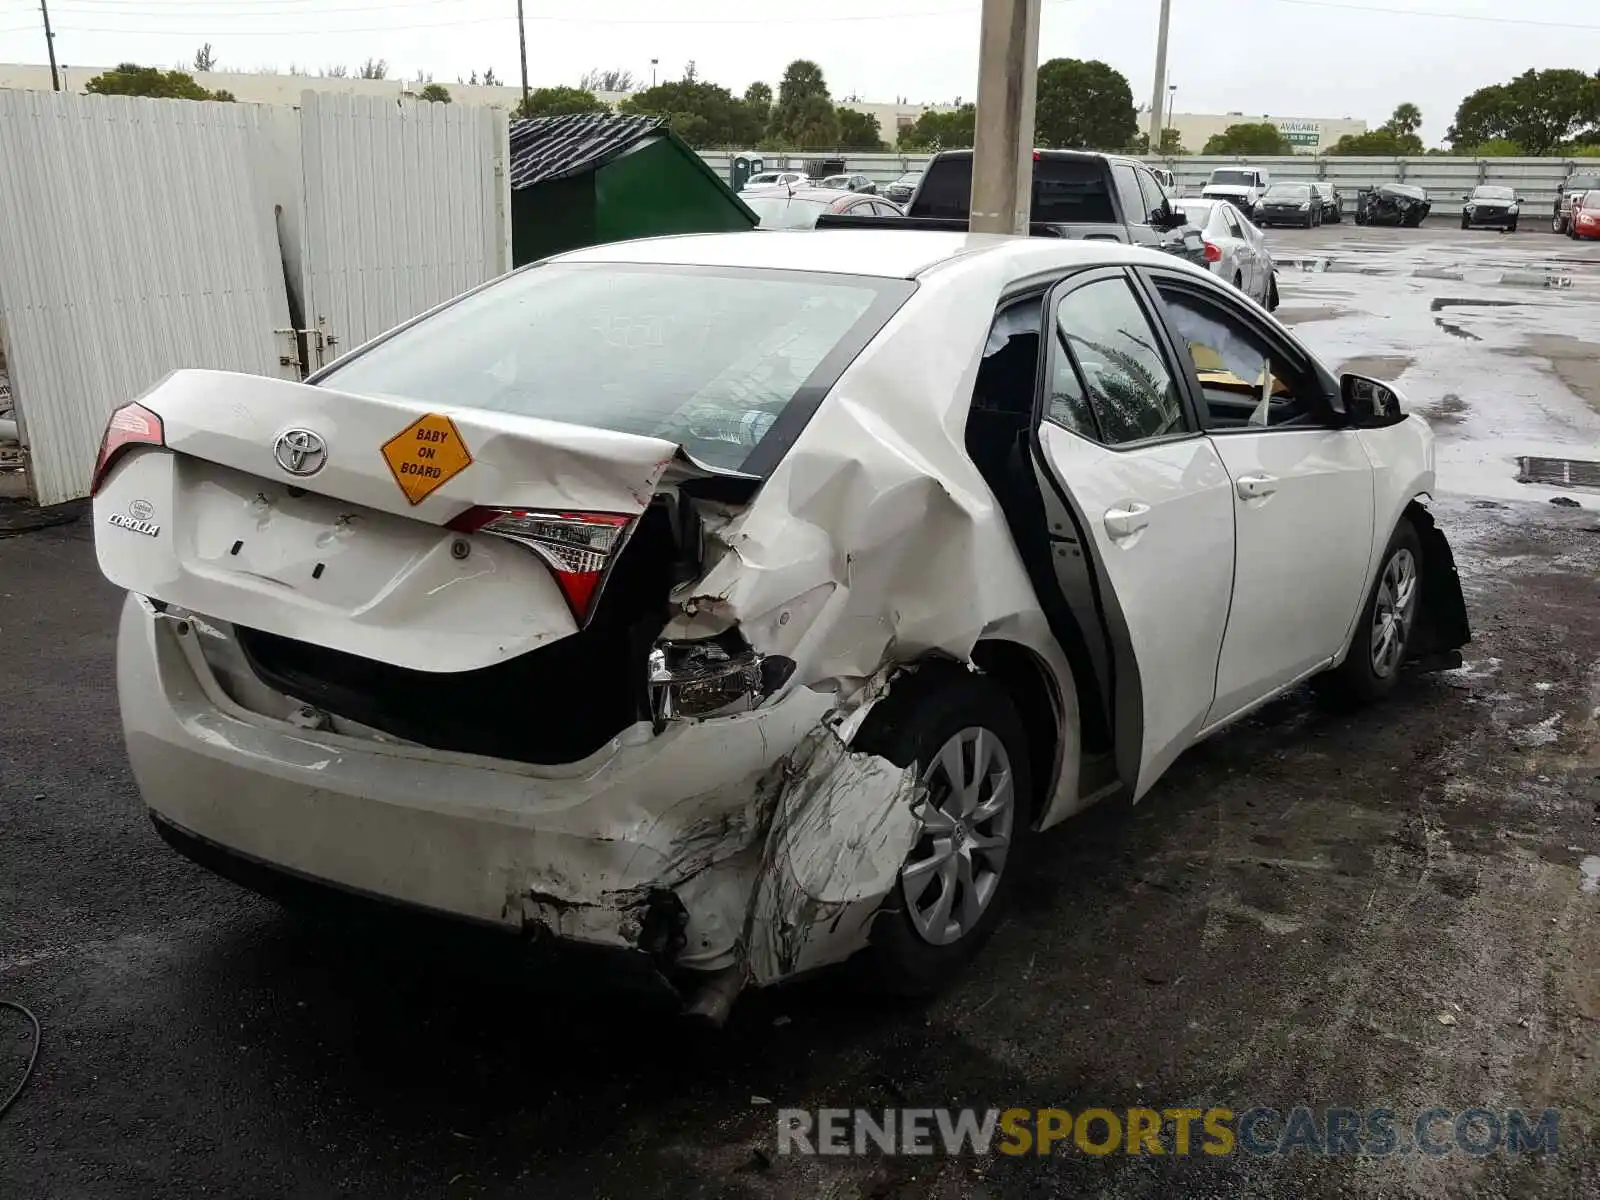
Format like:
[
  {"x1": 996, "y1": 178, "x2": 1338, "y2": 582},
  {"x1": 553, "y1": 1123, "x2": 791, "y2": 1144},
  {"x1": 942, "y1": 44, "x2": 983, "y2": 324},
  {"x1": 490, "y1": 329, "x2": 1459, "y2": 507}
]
[
  {"x1": 900, "y1": 727, "x2": 1016, "y2": 946},
  {"x1": 1370, "y1": 548, "x2": 1418, "y2": 678}
]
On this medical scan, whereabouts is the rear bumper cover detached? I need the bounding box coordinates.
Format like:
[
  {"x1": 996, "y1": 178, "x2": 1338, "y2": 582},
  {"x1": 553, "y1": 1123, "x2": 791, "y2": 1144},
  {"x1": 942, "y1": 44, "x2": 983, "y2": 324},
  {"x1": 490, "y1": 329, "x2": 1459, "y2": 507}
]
[{"x1": 119, "y1": 595, "x2": 924, "y2": 987}]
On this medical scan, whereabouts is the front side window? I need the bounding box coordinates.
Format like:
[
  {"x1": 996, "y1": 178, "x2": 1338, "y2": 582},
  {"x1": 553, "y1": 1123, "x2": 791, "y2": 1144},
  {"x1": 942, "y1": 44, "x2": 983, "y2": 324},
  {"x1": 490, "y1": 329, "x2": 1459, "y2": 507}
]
[
  {"x1": 317, "y1": 263, "x2": 910, "y2": 472},
  {"x1": 1111, "y1": 164, "x2": 1147, "y2": 227},
  {"x1": 1053, "y1": 278, "x2": 1186, "y2": 446},
  {"x1": 1134, "y1": 168, "x2": 1168, "y2": 223},
  {"x1": 1155, "y1": 284, "x2": 1325, "y2": 430}
]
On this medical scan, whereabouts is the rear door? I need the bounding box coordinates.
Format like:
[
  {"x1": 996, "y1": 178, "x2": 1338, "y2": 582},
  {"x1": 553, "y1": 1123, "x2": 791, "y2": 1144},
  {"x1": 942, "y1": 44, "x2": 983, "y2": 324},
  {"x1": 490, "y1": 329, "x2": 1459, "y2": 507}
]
[
  {"x1": 1145, "y1": 270, "x2": 1377, "y2": 723},
  {"x1": 1030, "y1": 268, "x2": 1236, "y2": 797}
]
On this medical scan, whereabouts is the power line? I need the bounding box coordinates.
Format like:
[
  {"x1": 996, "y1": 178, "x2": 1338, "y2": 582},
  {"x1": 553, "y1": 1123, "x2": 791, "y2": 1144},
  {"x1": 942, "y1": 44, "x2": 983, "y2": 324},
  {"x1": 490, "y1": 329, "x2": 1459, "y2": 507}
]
[{"x1": 1271, "y1": 0, "x2": 1600, "y2": 31}]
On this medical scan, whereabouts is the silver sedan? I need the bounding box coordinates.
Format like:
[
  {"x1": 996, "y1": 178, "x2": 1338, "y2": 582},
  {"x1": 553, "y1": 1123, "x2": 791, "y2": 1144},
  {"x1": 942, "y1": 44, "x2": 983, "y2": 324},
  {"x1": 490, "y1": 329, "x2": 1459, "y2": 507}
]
[{"x1": 1176, "y1": 198, "x2": 1278, "y2": 310}]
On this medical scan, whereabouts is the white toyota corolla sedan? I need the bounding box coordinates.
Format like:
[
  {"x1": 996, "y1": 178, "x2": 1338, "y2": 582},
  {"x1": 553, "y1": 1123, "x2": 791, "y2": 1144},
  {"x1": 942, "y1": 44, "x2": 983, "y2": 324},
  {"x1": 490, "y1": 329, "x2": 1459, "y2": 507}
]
[{"x1": 93, "y1": 231, "x2": 1469, "y2": 1021}]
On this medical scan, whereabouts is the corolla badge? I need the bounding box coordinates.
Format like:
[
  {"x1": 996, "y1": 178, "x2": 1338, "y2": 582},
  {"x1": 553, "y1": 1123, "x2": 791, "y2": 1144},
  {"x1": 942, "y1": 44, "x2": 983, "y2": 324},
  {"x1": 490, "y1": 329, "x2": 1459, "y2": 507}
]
[{"x1": 274, "y1": 428, "x2": 327, "y2": 476}]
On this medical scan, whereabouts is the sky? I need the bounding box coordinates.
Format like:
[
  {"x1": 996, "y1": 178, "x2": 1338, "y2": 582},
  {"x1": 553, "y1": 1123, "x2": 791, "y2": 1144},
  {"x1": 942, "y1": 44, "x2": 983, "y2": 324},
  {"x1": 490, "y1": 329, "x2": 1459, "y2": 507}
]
[{"x1": 0, "y1": 0, "x2": 1596, "y2": 145}]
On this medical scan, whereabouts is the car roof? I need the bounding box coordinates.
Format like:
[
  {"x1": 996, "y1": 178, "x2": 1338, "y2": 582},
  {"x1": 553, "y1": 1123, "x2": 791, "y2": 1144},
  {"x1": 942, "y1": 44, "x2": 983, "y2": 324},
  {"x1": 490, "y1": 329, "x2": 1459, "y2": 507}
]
[
  {"x1": 744, "y1": 186, "x2": 869, "y2": 203},
  {"x1": 554, "y1": 229, "x2": 1214, "y2": 283}
]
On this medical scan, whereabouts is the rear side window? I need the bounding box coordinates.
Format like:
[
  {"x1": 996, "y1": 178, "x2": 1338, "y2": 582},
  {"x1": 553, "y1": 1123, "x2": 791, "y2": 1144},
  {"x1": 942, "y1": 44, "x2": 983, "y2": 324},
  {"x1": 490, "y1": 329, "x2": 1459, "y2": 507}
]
[
  {"x1": 1053, "y1": 277, "x2": 1186, "y2": 445},
  {"x1": 913, "y1": 156, "x2": 1115, "y2": 223},
  {"x1": 317, "y1": 263, "x2": 912, "y2": 473}
]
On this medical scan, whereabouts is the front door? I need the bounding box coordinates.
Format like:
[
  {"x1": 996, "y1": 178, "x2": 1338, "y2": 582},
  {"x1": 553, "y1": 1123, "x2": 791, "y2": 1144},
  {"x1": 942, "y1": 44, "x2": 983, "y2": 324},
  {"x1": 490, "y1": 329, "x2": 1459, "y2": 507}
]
[
  {"x1": 1146, "y1": 272, "x2": 1377, "y2": 723},
  {"x1": 1031, "y1": 269, "x2": 1237, "y2": 798}
]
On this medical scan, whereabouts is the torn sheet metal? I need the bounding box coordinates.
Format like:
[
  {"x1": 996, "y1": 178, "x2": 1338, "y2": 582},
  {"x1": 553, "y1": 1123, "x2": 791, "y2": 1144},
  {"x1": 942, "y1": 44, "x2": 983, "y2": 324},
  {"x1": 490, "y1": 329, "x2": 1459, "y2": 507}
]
[{"x1": 744, "y1": 726, "x2": 923, "y2": 984}]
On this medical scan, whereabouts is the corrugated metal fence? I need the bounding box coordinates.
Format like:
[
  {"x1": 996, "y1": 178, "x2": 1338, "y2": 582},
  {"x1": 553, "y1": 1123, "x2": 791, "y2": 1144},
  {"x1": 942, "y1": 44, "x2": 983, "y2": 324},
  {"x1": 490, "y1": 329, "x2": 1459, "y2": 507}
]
[
  {"x1": 0, "y1": 90, "x2": 511, "y2": 505},
  {"x1": 0, "y1": 91, "x2": 299, "y2": 505},
  {"x1": 299, "y1": 93, "x2": 509, "y2": 361},
  {"x1": 697, "y1": 150, "x2": 1584, "y2": 215}
]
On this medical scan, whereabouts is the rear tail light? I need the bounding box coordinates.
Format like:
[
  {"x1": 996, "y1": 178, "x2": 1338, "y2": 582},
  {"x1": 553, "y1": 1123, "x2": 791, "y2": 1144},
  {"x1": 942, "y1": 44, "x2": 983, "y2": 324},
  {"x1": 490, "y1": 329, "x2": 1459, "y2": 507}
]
[
  {"x1": 91, "y1": 402, "x2": 165, "y2": 495},
  {"x1": 446, "y1": 507, "x2": 634, "y2": 624},
  {"x1": 1203, "y1": 240, "x2": 1222, "y2": 263}
]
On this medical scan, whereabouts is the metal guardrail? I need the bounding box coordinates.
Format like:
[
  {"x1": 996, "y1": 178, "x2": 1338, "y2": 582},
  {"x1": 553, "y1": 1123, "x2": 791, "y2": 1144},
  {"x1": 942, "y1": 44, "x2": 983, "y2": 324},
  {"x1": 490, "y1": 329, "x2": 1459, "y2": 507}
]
[{"x1": 699, "y1": 150, "x2": 1593, "y2": 217}]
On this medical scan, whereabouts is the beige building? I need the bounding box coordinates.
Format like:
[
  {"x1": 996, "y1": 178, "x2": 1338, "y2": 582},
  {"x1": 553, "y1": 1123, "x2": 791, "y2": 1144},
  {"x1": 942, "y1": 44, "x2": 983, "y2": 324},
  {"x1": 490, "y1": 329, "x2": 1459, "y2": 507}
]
[
  {"x1": 1163, "y1": 111, "x2": 1369, "y2": 155},
  {"x1": 0, "y1": 62, "x2": 954, "y2": 143}
]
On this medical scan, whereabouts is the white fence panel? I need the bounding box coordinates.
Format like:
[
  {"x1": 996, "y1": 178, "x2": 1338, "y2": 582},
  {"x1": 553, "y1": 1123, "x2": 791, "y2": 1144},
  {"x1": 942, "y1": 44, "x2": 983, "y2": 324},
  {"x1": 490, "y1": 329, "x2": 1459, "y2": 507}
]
[
  {"x1": 0, "y1": 91, "x2": 297, "y2": 505},
  {"x1": 299, "y1": 92, "x2": 509, "y2": 364}
]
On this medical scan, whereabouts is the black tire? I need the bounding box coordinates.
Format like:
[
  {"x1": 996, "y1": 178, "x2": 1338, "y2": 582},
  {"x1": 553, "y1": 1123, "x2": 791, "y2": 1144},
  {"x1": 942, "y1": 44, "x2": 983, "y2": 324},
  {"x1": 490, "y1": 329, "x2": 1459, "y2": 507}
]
[
  {"x1": 1354, "y1": 211, "x2": 1367, "y2": 226},
  {"x1": 1232, "y1": 271, "x2": 1244, "y2": 292},
  {"x1": 1507, "y1": 219, "x2": 1517, "y2": 233},
  {"x1": 1316, "y1": 519, "x2": 1423, "y2": 708},
  {"x1": 1266, "y1": 274, "x2": 1280, "y2": 312},
  {"x1": 1553, "y1": 213, "x2": 1565, "y2": 234},
  {"x1": 1461, "y1": 216, "x2": 1470, "y2": 230},
  {"x1": 853, "y1": 669, "x2": 1034, "y2": 997}
]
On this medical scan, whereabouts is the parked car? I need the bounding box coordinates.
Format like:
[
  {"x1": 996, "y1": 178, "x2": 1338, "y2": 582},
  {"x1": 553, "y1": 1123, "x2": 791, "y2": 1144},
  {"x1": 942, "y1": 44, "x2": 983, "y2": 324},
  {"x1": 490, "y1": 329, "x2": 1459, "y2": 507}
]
[
  {"x1": 1200, "y1": 166, "x2": 1271, "y2": 217},
  {"x1": 94, "y1": 231, "x2": 1469, "y2": 1019},
  {"x1": 1567, "y1": 190, "x2": 1600, "y2": 240},
  {"x1": 1354, "y1": 183, "x2": 1430, "y2": 227},
  {"x1": 884, "y1": 171, "x2": 923, "y2": 205},
  {"x1": 1175, "y1": 198, "x2": 1278, "y2": 309},
  {"x1": 741, "y1": 170, "x2": 810, "y2": 192},
  {"x1": 1552, "y1": 170, "x2": 1600, "y2": 234},
  {"x1": 1253, "y1": 182, "x2": 1322, "y2": 228},
  {"x1": 820, "y1": 173, "x2": 878, "y2": 196},
  {"x1": 1312, "y1": 181, "x2": 1342, "y2": 223},
  {"x1": 1460, "y1": 185, "x2": 1520, "y2": 232},
  {"x1": 844, "y1": 148, "x2": 1209, "y2": 270},
  {"x1": 744, "y1": 186, "x2": 901, "y2": 229}
]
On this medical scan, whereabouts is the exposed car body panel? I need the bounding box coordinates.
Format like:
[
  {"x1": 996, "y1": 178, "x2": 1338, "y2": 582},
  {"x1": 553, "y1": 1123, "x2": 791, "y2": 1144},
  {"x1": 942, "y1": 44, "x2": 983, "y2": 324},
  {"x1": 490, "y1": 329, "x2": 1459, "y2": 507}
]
[{"x1": 1354, "y1": 184, "x2": 1431, "y2": 228}]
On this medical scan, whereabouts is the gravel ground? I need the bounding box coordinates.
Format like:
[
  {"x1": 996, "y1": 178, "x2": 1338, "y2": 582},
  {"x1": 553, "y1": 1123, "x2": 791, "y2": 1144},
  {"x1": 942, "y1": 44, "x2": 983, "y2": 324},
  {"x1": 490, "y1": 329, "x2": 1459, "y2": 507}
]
[{"x1": 1, "y1": 229, "x2": 1597, "y2": 1199}]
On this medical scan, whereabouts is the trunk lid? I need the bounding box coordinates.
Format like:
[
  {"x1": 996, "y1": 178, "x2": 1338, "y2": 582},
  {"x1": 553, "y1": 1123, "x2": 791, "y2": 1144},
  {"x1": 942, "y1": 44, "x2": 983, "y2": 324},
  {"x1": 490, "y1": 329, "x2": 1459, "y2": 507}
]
[{"x1": 94, "y1": 369, "x2": 713, "y2": 673}]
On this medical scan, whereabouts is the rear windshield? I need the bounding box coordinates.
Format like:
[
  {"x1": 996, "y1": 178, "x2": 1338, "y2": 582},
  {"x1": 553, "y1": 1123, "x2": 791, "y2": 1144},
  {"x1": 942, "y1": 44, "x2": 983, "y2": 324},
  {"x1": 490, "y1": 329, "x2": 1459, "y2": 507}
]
[
  {"x1": 1263, "y1": 184, "x2": 1310, "y2": 200},
  {"x1": 1209, "y1": 170, "x2": 1258, "y2": 187},
  {"x1": 317, "y1": 264, "x2": 911, "y2": 473},
  {"x1": 914, "y1": 156, "x2": 1116, "y2": 223},
  {"x1": 1569, "y1": 174, "x2": 1600, "y2": 190},
  {"x1": 745, "y1": 195, "x2": 833, "y2": 228}
]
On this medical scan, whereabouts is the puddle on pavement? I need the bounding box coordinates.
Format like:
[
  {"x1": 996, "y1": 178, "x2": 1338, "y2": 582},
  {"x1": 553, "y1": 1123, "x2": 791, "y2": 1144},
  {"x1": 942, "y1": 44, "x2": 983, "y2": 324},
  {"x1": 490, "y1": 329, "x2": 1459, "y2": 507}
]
[
  {"x1": 1581, "y1": 856, "x2": 1600, "y2": 894},
  {"x1": 1429, "y1": 297, "x2": 1523, "y2": 341},
  {"x1": 1418, "y1": 393, "x2": 1469, "y2": 425}
]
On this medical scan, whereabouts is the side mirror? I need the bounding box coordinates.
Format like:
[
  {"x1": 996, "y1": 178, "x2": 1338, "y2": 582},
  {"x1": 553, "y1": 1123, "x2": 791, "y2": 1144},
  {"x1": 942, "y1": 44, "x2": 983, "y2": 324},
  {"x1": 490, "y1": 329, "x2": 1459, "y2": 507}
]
[
  {"x1": 1462, "y1": 193, "x2": 1471, "y2": 201},
  {"x1": 1341, "y1": 373, "x2": 1404, "y2": 426}
]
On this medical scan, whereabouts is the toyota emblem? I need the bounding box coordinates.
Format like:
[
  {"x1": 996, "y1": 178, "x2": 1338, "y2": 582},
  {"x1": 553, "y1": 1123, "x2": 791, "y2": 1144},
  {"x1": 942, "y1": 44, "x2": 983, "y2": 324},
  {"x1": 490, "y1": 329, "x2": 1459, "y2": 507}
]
[{"x1": 274, "y1": 428, "x2": 327, "y2": 477}]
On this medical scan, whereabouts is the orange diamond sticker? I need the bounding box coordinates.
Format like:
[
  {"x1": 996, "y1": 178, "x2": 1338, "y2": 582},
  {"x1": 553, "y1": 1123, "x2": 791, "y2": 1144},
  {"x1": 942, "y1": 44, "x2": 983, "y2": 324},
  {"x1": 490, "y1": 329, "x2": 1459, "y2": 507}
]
[{"x1": 381, "y1": 412, "x2": 473, "y2": 505}]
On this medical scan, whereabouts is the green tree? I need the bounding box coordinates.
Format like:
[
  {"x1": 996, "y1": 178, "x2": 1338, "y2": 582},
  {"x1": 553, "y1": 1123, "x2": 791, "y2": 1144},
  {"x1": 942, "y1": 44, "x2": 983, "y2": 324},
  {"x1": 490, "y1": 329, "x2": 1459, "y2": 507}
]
[
  {"x1": 1448, "y1": 69, "x2": 1600, "y2": 153},
  {"x1": 359, "y1": 57, "x2": 388, "y2": 80},
  {"x1": 619, "y1": 79, "x2": 765, "y2": 148},
  {"x1": 1034, "y1": 58, "x2": 1136, "y2": 151},
  {"x1": 580, "y1": 67, "x2": 636, "y2": 92},
  {"x1": 743, "y1": 81, "x2": 772, "y2": 128},
  {"x1": 836, "y1": 107, "x2": 884, "y2": 150},
  {"x1": 1385, "y1": 102, "x2": 1422, "y2": 139},
  {"x1": 768, "y1": 59, "x2": 838, "y2": 149},
  {"x1": 1157, "y1": 127, "x2": 1187, "y2": 155},
  {"x1": 418, "y1": 83, "x2": 451, "y2": 104},
  {"x1": 192, "y1": 43, "x2": 217, "y2": 73},
  {"x1": 896, "y1": 104, "x2": 975, "y2": 150},
  {"x1": 1201, "y1": 122, "x2": 1293, "y2": 155},
  {"x1": 84, "y1": 63, "x2": 228, "y2": 101},
  {"x1": 1326, "y1": 128, "x2": 1422, "y2": 155},
  {"x1": 515, "y1": 86, "x2": 609, "y2": 118}
]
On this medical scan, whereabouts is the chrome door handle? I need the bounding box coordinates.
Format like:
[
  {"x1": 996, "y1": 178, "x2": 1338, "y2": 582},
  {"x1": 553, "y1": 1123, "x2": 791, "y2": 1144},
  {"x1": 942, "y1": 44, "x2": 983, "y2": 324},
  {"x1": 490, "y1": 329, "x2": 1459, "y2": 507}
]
[
  {"x1": 1236, "y1": 473, "x2": 1277, "y2": 499},
  {"x1": 1104, "y1": 502, "x2": 1151, "y2": 539}
]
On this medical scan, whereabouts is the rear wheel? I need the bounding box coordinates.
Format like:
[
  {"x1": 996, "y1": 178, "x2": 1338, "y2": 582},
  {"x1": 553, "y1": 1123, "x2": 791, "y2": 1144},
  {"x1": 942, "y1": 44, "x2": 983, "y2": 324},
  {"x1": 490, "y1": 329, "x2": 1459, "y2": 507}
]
[
  {"x1": 1316, "y1": 519, "x2": 1422, "y2": 707},
  {"x1": 1233, "y1": 271, "x2": 1244, "y2": 292},
  {"x1": 1554, "y1": 213, "x2": 1566, "y2": 234},
  {"x1": 855, "y1": 671, "x2": 1034, "y2": 997},
  {"x1": 1266, "y1": 273, "x2": 1280, "y2": 311}
]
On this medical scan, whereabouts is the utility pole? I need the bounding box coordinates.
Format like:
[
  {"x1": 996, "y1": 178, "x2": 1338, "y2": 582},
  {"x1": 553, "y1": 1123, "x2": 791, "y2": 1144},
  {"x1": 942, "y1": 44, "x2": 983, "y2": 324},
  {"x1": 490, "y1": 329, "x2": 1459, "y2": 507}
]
[
  {"x1": 515, "y1": 0, "x2": 530, "y2": 111},
  {"x1": 969, "y1": 0, "x2": 1042, "y2": 235},
  {"x1": 1147, "y1": 0, "x2": 1172, "y2": 149},
  {"x1": 40, "y1": 0, "x2": 60, "y2": 92}
]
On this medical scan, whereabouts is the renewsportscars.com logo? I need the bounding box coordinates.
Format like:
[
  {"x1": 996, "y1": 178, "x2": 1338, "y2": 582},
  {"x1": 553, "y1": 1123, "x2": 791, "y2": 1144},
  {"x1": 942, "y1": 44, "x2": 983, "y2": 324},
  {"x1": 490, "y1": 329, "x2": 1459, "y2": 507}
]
[{"x1": 777, "y1": 1106, "x2": 1562, "y2": 1158}]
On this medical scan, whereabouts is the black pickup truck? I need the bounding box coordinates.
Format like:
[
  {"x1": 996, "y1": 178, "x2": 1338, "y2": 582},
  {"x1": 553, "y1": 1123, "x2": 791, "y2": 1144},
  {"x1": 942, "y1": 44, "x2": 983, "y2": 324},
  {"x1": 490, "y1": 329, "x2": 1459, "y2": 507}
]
[{"x1": 817, "y1": 148, "x2": 1208, "y2": 268}]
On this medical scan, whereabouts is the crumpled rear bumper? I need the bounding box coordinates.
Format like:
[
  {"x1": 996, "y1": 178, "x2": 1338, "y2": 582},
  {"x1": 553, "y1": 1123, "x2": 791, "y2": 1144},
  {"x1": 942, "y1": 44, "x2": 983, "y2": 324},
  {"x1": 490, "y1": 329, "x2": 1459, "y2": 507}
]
[{"x1": 119, "y1": 594, "x2": 923, "y2": 986}]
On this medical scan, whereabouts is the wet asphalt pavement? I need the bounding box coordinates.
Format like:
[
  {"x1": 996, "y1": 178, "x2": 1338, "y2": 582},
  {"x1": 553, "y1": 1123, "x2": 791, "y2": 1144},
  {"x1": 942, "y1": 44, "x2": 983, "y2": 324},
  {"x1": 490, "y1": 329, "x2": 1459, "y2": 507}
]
[{"x1": 2, "y1": 223, "x2": 1598, "y2": 1198}]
